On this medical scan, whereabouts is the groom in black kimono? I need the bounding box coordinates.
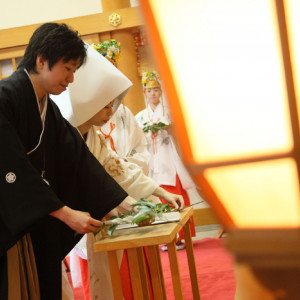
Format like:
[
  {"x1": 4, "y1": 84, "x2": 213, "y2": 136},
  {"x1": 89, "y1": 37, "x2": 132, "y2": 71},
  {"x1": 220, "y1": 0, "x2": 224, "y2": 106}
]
[{"x1": 0, "y1": 23, "x2": 130, "y2": 299}]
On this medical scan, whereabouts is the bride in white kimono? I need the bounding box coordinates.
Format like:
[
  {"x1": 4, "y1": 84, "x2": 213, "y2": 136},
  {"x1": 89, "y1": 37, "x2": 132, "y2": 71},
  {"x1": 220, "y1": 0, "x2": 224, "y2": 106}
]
[{"x1": 53, "y1": 46, "x2": 184, "y2": 300}]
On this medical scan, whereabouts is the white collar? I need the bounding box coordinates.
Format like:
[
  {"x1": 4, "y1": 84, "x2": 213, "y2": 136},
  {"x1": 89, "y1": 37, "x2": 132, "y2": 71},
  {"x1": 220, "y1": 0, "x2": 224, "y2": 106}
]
[{"x1": 24, "y1": 68, "x2": 48, "y2": 155}]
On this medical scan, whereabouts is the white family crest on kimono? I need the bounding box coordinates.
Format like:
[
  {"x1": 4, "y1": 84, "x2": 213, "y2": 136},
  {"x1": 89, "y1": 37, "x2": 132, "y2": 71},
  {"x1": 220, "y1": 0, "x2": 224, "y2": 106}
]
[{"x1": 136, "y1": 102, "x2": 195, "y2": 190}]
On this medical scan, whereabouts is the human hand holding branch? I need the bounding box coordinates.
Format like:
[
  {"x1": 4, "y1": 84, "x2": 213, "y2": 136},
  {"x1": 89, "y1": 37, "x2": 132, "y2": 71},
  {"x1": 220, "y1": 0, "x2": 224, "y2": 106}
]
[
  {"x1": 49, "y1": 206, "x2": 103, "y2": 234},
  {"x1": 153, "y1": 187, "x2": 185, "y2": 210}
]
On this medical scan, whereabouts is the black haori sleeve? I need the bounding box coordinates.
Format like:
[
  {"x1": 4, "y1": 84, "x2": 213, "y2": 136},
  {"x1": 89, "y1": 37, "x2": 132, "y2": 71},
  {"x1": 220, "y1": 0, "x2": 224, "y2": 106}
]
[{"x1": 49, "y1": 98, "x2": 128, "y2": 221}]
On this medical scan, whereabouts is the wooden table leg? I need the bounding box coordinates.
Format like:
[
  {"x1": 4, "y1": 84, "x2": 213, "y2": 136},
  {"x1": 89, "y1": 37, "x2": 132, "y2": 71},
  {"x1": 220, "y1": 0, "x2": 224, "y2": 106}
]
[
  {"x1": 127, "y1": 247, "x2": 150, "y2": 300},
  {"x1": 147, "y1": 245, "x2": 167, "y2": 300},
  {"x1": 183, "y1": 219, "x2": 201, "y2": 299},
  {"x1": 214, "y1": 225, "x2": 225, "y2": 238},
  {"x1": 167, "y1": 240, "x2": 184, "y2": 300},
  {"x1": 107, "y1": 251, "x2": 123, "y2": 300}
]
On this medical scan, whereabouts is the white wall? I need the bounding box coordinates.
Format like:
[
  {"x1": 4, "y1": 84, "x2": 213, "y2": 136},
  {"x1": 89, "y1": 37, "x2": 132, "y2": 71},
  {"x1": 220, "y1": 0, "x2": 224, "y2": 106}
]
[{"x1": 0, "y1": 0, "x2": 139, "y2": 30}]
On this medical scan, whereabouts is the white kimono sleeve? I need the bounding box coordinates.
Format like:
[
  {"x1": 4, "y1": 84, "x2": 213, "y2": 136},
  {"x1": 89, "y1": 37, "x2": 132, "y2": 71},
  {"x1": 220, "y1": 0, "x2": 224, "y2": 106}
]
[{"x1": 86, "y1": 127, "x2": 158, "y2": 201}]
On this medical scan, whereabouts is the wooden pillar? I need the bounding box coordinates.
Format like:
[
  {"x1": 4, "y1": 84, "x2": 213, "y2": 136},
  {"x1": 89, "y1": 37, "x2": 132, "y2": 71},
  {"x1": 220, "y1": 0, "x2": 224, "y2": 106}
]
[
  {"x1": 112, "y1": 29, "x2": 145, "y2": 115},
  {"x1": 101, "y1": 0, "x2": 145, "y2": 115}
]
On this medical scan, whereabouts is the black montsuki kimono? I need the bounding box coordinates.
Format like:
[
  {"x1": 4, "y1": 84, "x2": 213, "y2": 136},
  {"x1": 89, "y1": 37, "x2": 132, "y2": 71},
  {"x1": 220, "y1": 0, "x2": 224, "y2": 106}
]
[{"x1": 0, "y1": 69, "x2": 128, "y2": 299}]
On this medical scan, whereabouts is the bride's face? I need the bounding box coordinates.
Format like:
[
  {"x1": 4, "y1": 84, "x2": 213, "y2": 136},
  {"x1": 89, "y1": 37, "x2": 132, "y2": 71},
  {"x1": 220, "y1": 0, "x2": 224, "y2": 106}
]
[{"x1": 88, "y1": 101, "x2": 114, "y2": 126}]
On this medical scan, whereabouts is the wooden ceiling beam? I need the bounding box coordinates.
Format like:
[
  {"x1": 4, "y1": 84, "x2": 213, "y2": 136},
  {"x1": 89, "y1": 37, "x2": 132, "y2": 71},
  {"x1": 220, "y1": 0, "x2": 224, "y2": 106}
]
[{"x1": 0, "y1": 6, "x2": 144, "y2": 50}]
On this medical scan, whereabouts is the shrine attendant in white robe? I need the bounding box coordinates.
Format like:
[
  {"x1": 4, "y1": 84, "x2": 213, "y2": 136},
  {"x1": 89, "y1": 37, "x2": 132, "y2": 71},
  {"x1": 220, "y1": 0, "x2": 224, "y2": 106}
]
[
  {"x1": 100, "y1": 103, "x2": 150, "y2": 174},
  {"x1": 136, "y1": 71, "x2": 197, "y2": 250},
  {"x1": 53, "y1": 46, "x2": 184, "y2": 300}
]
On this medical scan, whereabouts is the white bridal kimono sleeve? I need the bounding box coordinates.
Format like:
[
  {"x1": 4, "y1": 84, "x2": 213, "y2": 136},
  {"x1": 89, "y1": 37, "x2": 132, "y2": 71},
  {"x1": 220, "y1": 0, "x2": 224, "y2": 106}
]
[{"x1": 87, "y1": 125, "x2": 158, "y2": 201}]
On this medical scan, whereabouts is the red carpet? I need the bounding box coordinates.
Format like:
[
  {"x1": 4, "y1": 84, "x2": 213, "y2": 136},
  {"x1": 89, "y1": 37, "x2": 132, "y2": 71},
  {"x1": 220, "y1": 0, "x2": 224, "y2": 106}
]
[
  {"x1": 69, "y1": 237, "x2": 236, "y2": 299},
  {"x1": 160, "y1": 238, "x2": 236, "y2": 299}
]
